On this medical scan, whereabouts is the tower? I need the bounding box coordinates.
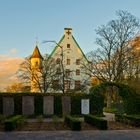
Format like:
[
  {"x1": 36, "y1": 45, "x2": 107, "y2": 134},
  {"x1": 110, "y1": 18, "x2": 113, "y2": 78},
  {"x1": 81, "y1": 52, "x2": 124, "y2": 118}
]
[{"x1": 30, "y1": 45, "x2": 43, "y2": 92}]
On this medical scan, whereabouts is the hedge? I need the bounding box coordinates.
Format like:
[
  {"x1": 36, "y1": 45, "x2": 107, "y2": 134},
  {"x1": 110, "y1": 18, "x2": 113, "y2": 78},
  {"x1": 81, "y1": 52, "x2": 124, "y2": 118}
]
[
  {"x1": 54, "y1": 96, "x2": 62, "y2": 115},
  {"x1": 14, "y1": 95, "x2": 22, "y2": 115},
  {"x1": 71, "y1": 96, "x2": 81, "y2": 115},
  {"x1": 4, "y1": 115, "x2": 26, "y2": 131},
  {"x1": 115, "y1": 114, "x2": 140, "y2": 127},
  {"x1": 0, "y1": 95, "x2": 2, "y2": 114},
  {"x1": 89, "y1": 94, "x2": 104, "y2": 116},
  {"x1": 0, "y1": 93, "x2": 96, "y2": 116},
  {"x1": 84, "y1": 114, "x2": 108, "y2": 130},
  {"x1": 65, "y1": 115, "x2": 81, "y2": 131},
  {"x1": 89, "y1": 82, "x2": 140, "y2": 115},
  {"x1": 34, "y1": 95, "x2": 43, "y2": 115}
]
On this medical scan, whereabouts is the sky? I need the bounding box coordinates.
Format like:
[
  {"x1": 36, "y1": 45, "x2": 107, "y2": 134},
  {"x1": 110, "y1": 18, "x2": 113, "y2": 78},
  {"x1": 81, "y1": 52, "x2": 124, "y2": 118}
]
[{"x1": 0, "y1": 0, "x2": 140, "y2": 90}]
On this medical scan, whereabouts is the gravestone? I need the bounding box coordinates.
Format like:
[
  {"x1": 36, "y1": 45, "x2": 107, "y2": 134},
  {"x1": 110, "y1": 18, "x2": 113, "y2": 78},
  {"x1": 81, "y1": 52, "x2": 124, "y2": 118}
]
[
  {"x1": 3, "y1": 97, "x2": 14, "y2": 115},
  {"x1": 22, "y1": 96, "x2": 34, "y2": 115},
  {"x1": 62, "y1": 96, "x2": 71, "y2": 115},
  {"x1": 43, "y1": 96, "x2": 54, "y2": 115},
  {"x1": 81, "y1": 99, "x2": 89, "y2": 114}
]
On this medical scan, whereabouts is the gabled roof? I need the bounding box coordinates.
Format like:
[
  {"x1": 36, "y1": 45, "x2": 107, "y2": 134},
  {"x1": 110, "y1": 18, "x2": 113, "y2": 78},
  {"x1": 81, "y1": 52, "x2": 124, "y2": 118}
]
[
  {"x1": 72, "y1": 35, "x2": 88, "y2": 61},
  {"x1": 30, "y1": 46, "x2": 43, "y2": 59},
  {"x1": 48, "y1": 35, "x2": 65, "y2": 59},
  {"x1": 49, "y1": 35, "x2": 88, "y2": 61}
]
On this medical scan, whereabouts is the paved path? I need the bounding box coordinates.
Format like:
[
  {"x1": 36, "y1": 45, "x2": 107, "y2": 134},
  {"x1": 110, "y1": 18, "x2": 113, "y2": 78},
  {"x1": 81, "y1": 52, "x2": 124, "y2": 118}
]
[{"x1": 0, "y1": 130, "x2": 140, "y2": 140}]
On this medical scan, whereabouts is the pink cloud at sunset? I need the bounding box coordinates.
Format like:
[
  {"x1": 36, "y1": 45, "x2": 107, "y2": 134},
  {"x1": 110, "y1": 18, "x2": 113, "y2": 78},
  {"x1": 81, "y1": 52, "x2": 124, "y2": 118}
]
[{"x1": 0, "y1": 55, "x2": 24, "y2": 91}]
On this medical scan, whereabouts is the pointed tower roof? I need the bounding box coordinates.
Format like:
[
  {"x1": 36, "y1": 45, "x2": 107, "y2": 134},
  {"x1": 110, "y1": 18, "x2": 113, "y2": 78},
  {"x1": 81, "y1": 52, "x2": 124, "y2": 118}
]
[{"x1": 30, "y1": 45, "x2": 43, "y2": 59}]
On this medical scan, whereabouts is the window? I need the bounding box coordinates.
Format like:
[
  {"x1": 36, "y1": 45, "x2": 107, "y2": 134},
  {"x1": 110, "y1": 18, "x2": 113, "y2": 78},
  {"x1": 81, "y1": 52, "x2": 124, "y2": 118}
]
[
  {"x1": 52, "y1": 80, "x2": 60, "y2": 90},
  {"x1": 67, "y1": 59, "x2": 70, "y2": 65},
  {"x1": 35, "y1": 61, "x2": 38, "y2": 67},
  {"x1": 75, "y1": 80, "x2": 81, "y2": 90},
  {"x1": 67, "y1": 44, "x2": 70, "y2": 48},
  {"x1": 56, "y1": 68, "x2": 61, "y2": 74},
  {"x1": 66, "y1": 69, "x2": 70, "y2": 77},
  {"x1": 76, "y1": 69, "x2": 80, "y2": 75},
  {"x1": 56, "y1": 58, "x2": 60, "y2": 64},
  {"x1": 64, "y1": 80, "x2": 70, "y2": 90},
  {"x1": 76, "y1": 59, "x2": 80, "y2": 65}
]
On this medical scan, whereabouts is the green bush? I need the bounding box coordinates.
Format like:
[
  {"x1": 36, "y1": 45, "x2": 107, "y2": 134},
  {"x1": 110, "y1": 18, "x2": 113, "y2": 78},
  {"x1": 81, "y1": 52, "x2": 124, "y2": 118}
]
[
  {"x1": 115, "y1": 114, "x2": 140, "y2": 127},
  {"x1": 65, "y1": 115, "x2": 81, "y2": 131},
  {"x1": 84, "y1": 114, "x2": 108, "y2": 130},
  {"x1": 103, "y1": 107, "x2": 118, "y2": 113},
  {"x1": 89, "y1": 82, "x2": 140, "y2": 115},
  {"x1": 4, "y1": 115, "x2": 26, "y2": 131}
]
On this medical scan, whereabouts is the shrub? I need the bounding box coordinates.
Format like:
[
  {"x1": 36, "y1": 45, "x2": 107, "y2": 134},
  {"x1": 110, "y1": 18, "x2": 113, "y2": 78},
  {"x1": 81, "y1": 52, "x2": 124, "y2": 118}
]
[
  {"x1": 115, "y1": 114, "x2": 140, "y2": 127},
  {"x1": 103, "y1": 107, "x2": 118, "y2": 113},
  {"x1": 89, "y1": 82, "x2": 140, "y2": 115},
  {"x1": 65, "y1": 115, "x2": 81, "y2": 131},
  {"x1": 4, "y1": 115, "x2": 26, "y2": 131},
  {"x1": 36, "y1": 115, "x2": 43, "y2": 123},
  {"x1": 84, "y1": 114, "x2": 108, "y2": 130}
]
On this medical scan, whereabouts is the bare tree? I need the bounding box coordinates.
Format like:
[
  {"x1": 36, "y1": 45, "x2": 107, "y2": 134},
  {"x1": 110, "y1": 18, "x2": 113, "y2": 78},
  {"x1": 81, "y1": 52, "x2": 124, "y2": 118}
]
[
  {"x1": 81, "y1": 10, "x2": 140, "y2": 108},
  {"x1": 6, "y1": 83, "x2": 30, "y2": 93},
  {"x1": 17, "y1": 55, "x2": 57, "y2": 93},
  {"x1": 43, "y1": 41, "x2": 75, "y2": 94},
  {"x1": 83, "y1": 10, "x2": 140, "y2": 83}
]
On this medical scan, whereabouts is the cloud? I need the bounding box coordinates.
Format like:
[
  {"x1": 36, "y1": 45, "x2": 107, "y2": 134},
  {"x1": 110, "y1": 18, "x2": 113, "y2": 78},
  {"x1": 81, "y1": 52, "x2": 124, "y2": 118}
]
[
  {"x1": 10, "y1": 48, "x2": 18, "y2": 54},
  {"x1": 0, "y1": 56, "x2": 24, "y2": 91}
]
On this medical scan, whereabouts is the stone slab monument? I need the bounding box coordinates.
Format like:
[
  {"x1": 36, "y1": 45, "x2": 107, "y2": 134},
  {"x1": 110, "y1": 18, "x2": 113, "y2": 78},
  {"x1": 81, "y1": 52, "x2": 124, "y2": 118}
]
[
  {"x1": 3, "y1": 97, "x2": 14, "y2": 116},
  {"x1": 43, "y1": 96, "x2": 54, "y2": 115},
  {"x1": 22, "y1": 96, "x2": 34, "y2": 115},
  {"x1": 81, "y1": 99, "x2": 89, "y2": 114}
]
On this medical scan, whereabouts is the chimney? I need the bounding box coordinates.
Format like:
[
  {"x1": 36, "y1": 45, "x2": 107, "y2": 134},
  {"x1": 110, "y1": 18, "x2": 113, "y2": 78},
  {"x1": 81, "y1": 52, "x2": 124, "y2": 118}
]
[{"x1": 64, "y1": 28, "x2": 72, "y2": 36}]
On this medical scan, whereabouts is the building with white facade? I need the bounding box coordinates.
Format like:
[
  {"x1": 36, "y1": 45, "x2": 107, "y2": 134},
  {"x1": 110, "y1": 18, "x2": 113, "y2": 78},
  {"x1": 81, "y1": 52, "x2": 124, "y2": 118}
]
[{"x1": 30, "y1": 28, "x2": 90, "y2": 93}]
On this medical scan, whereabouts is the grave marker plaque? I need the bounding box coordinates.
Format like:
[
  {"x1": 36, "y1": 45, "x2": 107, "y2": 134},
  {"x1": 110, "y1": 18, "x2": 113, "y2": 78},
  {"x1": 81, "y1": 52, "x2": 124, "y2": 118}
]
[
  {"x1": 81, "y1": 99, "x2": 89, "y2": 114},
  {"x1": 43, "y1": 96, "x2": 54, "y2": 115},
  {"x1": 22, "y1": 96, "x2": 34, "y2": 115},
  {"x1": 3, "y1": 97, "x2": 14, "y2": 115}
]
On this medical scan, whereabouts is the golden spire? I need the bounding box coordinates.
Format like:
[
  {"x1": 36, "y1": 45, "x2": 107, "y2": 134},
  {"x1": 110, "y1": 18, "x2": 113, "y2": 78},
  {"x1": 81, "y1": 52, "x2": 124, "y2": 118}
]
[{"x1": 30, "y1": 39, "x2": 43, "y2": 59}]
